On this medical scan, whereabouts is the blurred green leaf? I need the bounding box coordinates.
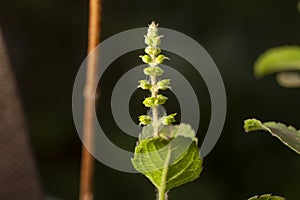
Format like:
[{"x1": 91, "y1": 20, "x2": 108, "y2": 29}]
[
  {"x1": 248, "y1": 194, "x2": 285, "y2": 200},
  {"x1": 254, "y1": 46, "x2": 300, "y2": 87},
  {"x1": 244, "y1": 118, "x2": 300, "y2": 155}
]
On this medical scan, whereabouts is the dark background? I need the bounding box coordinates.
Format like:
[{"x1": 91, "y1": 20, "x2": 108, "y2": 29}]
[{"x1": 1, "y1": 0, "x2": 300, "y2": 199}]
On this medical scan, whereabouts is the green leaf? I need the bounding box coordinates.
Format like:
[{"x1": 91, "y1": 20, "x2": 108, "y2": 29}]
[
  {"x1": 159, "y1": 123, "x2": 197, "y2": 141},
  {"x1": 140, "y1": 123, "x2": 197, "y2": 140},
  {"x1": 248, "y1": 194, "x2": 285, "y2": 200},
  {"x1": 254, "y1": 46, "x2": 300, "y2": 78},
  {"x1": 132, "y1": 124, "x2": 202, "y2": 193},
  {"x1": 244, "y1": 118, "x2": 300, "y2": 155}
]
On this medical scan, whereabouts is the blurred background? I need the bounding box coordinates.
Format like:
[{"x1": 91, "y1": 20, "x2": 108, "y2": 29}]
[{"x1": 1, "y1": 0, "x2": 300, "y2": 199}]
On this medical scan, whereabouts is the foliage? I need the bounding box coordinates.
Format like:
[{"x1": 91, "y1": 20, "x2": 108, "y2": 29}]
[
  {"x1": 254, "y1": 46, "x2": 300, "y2": 88},
  {"x1": 132, "y1": 124, "x2": 202, "y2": 198},
  {"x1": 244, "y1": 5, "x2": 300, "y2": 199},
  {"x1": 131, "y1": 22, "x2": 202, "y2": 200},
  {"x1": 244, "y1": 119, "x2": 300, "y2": 155},
  {"x1": 248, "y1": 194, "x2": 285, "y2": 200}
]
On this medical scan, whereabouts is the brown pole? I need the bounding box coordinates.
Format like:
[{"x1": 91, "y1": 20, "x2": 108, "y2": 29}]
[{"x1": 79, "y1": 0, "x2": 102, "y2": 199}]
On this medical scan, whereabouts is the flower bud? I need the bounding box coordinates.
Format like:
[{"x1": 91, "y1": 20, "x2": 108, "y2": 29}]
[
  {"x1": 143, "y1": 67, "x2": 164, "y2": 77},
  {"x1": 145, "y1": 46, "x2": 161, "y2": 56},
  {"x1": 152, "y1": 36, "x2": 162, "y2": 46},
  {"x1": 138, "y1": 80, "x2": 152, "y2": 90},
  {"x1": 144, "y1": 36, "x2": 152, "y2": 45},
  {"x1": 143, "y1": 97, "x2": 156, "y2": 107},
  {"x1": 140, "y1": 55, "x2": 152, "y2": 64},
  {"x1": 138, "y1": 115, "x2": 152, "y2": 126},
  {"x1": 157, "y1": 79, "x2": 171, "y2": 90},
  {"x1": 162, "y1": 113, "x2": 177, "y2": 125},
  {"x1": 155, "y1": 94, "x2": 168, "y2": 105},
  {"x1": 147, "y1": 22, "x2": 158, "y2": 38},
  {"x1": 155, "y1": 54, "x2": 169, "y2": 64}
]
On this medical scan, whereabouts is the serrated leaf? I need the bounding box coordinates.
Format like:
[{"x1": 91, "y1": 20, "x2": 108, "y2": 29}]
[
  {"x1": 248, "y1": 194, "x2": 285, "y2": 200},
  {"x1": 140, "y1": 122, "x2": 197, "y2": 141},
  {"x1": 132, "y1": 124, "x2": 202, "y2": 193},
  {"x1": 244, "y1": 118, "x2": 300, "y2": 155},
  {"x1": 254, "y1": 46, "x2": 300, "y2": 78}
]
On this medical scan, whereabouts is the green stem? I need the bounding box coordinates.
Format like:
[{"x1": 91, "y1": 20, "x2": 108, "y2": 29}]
[
  {"x1": 157, "y1": 144, "x2": 171, "y2": 200},
  {"x1": 152, "y1": 106, "x2": 159, "y2": 136},
  {"x1": 158, "y1": 190, "x2": 167, "y2": 200},
  {"x1": 151, "y1": 75, "x2": 159, "y2": 136}
]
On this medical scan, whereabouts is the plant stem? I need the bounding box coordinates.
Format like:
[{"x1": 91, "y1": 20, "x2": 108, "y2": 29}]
[
  {"x1": 79, "y1": 0, "x2": 102, "y2": 199},
  {"x1": 150, "y1": 75, "x2": 159, "y2": 136},
  {"x1": 157, "y1": 144, "x2": 171, "y2": 200},
  {"x1": 158, "y1": 189, "x2": 168, "y2": 200}
]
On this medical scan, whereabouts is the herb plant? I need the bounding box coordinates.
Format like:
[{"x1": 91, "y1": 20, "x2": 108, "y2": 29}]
[{"x1": 131, "y1": 22, "x2": 203, "y2": 200}]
